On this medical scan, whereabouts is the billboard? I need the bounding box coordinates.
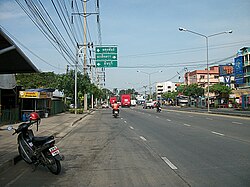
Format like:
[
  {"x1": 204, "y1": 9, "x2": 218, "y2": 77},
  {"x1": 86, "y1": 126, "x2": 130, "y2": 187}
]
[
  {"x1": 234, "y1": 56, "x2": 244, "y2": 85},
  {"x1": 219, "y1": 65, "x2": 234, "y2": 76}
]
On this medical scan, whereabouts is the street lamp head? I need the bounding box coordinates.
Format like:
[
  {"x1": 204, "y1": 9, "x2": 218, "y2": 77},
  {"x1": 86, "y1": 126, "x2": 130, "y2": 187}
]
[
  {"x1": 137, "y1": 70, "x2": 140, "y2": 72},
  {"x1": 228, "y1": 30, "x2": 233, "y2": 34},
  {"x1": 179, "y1": 27, "x2": 187, "y2": 32}
]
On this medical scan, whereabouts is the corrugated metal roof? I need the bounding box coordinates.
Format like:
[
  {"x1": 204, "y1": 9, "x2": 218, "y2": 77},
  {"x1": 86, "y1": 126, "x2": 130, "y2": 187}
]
[{"x1": 0, "y1": 28, "x2": 39, "y2": 74}]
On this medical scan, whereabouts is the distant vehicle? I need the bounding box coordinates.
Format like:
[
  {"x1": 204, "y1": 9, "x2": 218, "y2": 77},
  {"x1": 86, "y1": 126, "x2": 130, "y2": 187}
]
[
  {"x1": 101, "y1": 103, "x2": 109, "y2": 108},
  {"x1": 176, "y1": 95, "x2": 189, "y2": 107},
  {"x1": 131, "y1": 99, "x2": 137, "y2": 107},
  {"x1": 121, "y1": 94, "x2": 131, "y2": 107},
  {"x1": 109, "y1": 96, "x2": 117, "y2": 106},
  {"x1": 143, "y1": 101, "x2": 155, "y2": 109}
]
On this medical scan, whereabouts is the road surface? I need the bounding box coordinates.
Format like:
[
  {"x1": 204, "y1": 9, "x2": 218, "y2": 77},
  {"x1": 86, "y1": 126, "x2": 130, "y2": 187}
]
[{"x1": 1, "y1": 107, "x2": 250, "y2": 186}]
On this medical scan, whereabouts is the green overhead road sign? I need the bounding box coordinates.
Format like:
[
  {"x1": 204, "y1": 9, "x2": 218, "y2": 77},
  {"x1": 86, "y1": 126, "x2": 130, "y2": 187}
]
[
  {"x1": 96, "y1": 61, "x2": 117, "y2": 68},
  {"x1": 96, "y1": 54, "x2": 117, "y2": 61},
  {"x1": 96, "y1": 47, "x2": 117, "y2": 54},
  {"x1": 95, "y1": 46, "x2": 118, "y2": 68}
]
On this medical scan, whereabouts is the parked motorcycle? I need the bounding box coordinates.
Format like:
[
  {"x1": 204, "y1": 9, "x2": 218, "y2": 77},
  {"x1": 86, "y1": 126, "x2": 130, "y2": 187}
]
[
  {"x1": 8, "y1": 112, "x2": 64, "y2": 175},
  {"x1": 113, "y1": 109, "x2": 119, "y2": 118}
]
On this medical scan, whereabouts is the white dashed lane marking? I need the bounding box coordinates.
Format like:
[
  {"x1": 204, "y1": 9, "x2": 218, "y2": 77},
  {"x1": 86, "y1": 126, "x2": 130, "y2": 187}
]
[
  {"x1": 140, "y1": 136, "x2": 147, "y2": 141},
  {"x1": 211, "y1": 131, "x2": 224, "y2": 136},
  {"x1": 161, "y1": 157, "x2": 178, "y2": 170}
]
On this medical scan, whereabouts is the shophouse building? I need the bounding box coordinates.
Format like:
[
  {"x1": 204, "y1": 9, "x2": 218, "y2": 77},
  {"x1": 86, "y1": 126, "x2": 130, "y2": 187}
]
[
  {"x1": 184, "y1": 66, "x2": 220, "y2": 96},
  {"x1": 234, "y1": 47, "x2": 250, "y2": 109}
]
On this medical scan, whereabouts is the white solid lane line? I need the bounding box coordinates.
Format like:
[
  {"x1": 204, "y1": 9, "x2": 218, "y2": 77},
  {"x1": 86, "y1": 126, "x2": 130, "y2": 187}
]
[
  {"x1": 206, "y1": 117, "x2": 213, "y2": 120},
  {"x1": 161, "y1": 157, "x2": 178, "y2": 170},
  {"x1": 211, "y1": 131, "x2": 225, "y2": 136},
  {"x1": 183, "y1": 123, "x2": 191, "y2": 127},
  {"x1": 232, "y1": 121, "x2": 243, "y2": 125}
]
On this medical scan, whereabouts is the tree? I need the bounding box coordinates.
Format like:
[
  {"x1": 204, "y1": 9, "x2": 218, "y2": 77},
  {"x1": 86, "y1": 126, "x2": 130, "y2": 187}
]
[
  {"x1": 175, "y1": 84, "x2": 204, "y2": 98},
  {"x1": 209, "y1": 83, "x2": 232, "y2": 98},
  {"x1": 16, "y1": 72, "x2": 58, "y2": 89},
  {"x1": 16, "y1": 71, "x2": 105, "y2": 106},
  {"x1": 162, "y1": 91, "x2": 178, "y2": 101},
  {"x1": 183, "y1": 84, "x2": 204, "y2": 98}
]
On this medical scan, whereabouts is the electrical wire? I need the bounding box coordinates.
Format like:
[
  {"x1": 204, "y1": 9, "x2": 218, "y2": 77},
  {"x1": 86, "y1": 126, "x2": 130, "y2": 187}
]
[{"x1": 0, "y1": 25, "x2": 63, "y2": 70}]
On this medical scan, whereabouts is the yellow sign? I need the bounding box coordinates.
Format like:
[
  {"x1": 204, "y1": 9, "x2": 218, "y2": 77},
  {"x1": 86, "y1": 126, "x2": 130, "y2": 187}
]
[
  {"x1": 19, "y1": 91, "x2": 53, "y2": 99},
  {"x1": 19, "y1": 91, "x2": 39, "y2": 98},
  {"x1": 39, "y1": 92, "x2": 48, "y2": 98}
]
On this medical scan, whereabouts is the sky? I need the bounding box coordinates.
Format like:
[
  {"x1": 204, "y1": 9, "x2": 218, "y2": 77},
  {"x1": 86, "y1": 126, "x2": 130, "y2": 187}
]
[{"x1": 1, "y1": 0, "x2": 250, "y2": 94}]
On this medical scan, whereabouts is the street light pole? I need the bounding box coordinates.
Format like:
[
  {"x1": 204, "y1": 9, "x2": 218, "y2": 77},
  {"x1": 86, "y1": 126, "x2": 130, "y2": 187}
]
[
  {"x1": 179, "y1": 27, "x2": 232, "y2": 112},
  {"x1": 137, "y1": 70, "x2": 162, "y2": 100}
]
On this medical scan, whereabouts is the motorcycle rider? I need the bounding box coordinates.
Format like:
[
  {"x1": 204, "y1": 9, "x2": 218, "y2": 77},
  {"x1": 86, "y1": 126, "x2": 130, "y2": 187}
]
[
  {"x1": 156, "y1": 100, "x2": 161, "y2": 112},
  {"x1": 112, "y1": 101, "x2": 120, "y2": 114}
]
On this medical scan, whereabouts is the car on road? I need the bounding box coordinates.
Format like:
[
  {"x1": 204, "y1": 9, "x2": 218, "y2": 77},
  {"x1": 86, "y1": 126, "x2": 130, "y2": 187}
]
[
  {"x1": 143, "y1": 101, "x2": 155, "y2": 109},
  {"x1": 101, "y1": 103, "x2": 109, "y2": 108}
]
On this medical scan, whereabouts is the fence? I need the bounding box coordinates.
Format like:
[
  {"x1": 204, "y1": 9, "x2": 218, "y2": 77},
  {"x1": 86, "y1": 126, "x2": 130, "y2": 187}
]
[{"x1": 0, "y1": 108, "x2": 19, "y2": 125}]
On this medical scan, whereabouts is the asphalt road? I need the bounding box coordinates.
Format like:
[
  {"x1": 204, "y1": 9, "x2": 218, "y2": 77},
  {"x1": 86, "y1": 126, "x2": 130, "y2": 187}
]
[{"x1": 1, "y1": 107, "x2": 250, "y2": 187}]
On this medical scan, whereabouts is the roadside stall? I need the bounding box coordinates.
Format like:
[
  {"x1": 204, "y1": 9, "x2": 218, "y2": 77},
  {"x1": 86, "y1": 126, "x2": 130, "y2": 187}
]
[{"x1": 19, "y1": 89, "x2": 54, "y2": 120}]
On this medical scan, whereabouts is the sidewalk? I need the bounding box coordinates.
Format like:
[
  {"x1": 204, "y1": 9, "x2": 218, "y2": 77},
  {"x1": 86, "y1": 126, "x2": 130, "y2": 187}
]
[{"x1": 0, "y1": 111, "x2": 92, "y2": 173}]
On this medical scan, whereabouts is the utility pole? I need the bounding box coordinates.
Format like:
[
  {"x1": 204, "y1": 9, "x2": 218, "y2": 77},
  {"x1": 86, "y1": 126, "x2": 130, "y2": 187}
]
[
  {"x1": 72, "y1": 0, "x2": 98, "y2": 112},
  {"x1": 83, "y1": 0, "x2": 88, "y2": 111}
]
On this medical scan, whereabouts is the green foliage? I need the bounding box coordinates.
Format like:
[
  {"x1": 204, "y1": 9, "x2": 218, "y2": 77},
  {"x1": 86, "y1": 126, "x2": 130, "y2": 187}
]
[
  {"x1": 183, "y1": 84, "x2": 204, "y2": 98},
  {"x1": 15, "y1": 71, "x2": 106, "y2": 103},
  {"x1": 16, "y1": 72, "x2": 58, "y2": 89},
  {"x1": 119, "y1": 88, "x2": 135, "y2": 95},
  {"x1": 209, "y1": 83, "x2": 232, "y2": 97},
  {"x1": 162, "y1": 91, "x2": 178, "y2": 100},
  {"x1": 162, "y1": 84, "x2": 204, "y2": 100}
]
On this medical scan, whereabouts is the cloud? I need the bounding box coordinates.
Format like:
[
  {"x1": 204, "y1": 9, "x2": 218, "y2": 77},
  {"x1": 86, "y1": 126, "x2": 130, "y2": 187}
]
[{"x1": 0, "y1": 1, "x2": 25, "y2": 21}]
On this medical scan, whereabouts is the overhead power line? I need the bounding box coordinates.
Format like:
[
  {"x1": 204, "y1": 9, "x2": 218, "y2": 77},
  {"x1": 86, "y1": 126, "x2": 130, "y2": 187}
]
[
  {"x1": 0, "y1": 25, "x2": 63, "y2": 70},
  {"x1": 120, "y1": 40, "x2": 250, "y2": 59}
]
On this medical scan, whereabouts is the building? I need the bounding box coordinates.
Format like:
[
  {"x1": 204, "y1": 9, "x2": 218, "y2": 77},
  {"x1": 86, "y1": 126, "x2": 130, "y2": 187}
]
[
  {"x1": 184, "y1": 66, "x2": 220, "y2": 89},
  {"x1": 155, "y1": 81, "x2": 178, "y2": 98},
  {"x1": 234, "y1": 47, "x2": 250, "y2": 109},
  {"x1": 235, "y1": 47, "x2": 250, "y2": 88},
  {"x1": 0, "y1": 28, "x2": 39, "y2": 124}
]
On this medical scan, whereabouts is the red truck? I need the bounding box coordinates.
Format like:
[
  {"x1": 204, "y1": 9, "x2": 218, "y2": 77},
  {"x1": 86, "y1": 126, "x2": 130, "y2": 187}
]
[
  {"x1": 109, "y1": 96, "x2": 117, "y2": 106},
  {"x1": 121, "y1": 94, "x2": 131, "y2": 107}
]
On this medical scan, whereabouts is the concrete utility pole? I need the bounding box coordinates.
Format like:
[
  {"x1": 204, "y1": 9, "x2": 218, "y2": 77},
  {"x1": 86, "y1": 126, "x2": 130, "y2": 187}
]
[
  {"x1": 75, "y1": 48, "x2": 78, "y2": 114},
  {"x1": 83, "y1": 0, "x2": 88, "y2": 111}
]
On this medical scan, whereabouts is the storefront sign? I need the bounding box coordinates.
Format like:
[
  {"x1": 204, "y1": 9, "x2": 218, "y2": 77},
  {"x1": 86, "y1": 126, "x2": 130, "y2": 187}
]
[
  {"x1": 19, "y1": 91, "x2": 39, "y2": 98},
  {"x1": 19, "y1": 91, "x2": 52, "y2": 99}
]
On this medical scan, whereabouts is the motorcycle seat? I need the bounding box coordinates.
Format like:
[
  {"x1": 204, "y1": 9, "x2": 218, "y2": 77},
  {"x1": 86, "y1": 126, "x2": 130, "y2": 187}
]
[{"x1": 32, "y1": 136, "x2": 55, "y2": 146}]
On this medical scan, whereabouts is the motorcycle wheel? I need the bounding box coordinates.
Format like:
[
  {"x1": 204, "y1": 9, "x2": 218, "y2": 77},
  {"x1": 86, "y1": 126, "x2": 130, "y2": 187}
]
[
  {"x1": 18, "y1": 146, "x2": 33, "y2": 164},
  {"x1": 46, "y1": 155, "x2": 61, "y2": 175}
]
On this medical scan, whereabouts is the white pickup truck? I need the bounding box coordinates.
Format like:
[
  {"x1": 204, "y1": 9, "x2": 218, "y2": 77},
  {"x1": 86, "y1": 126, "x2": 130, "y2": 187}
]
[{"x1": 143, "y1": 101, "x2": 155, "y2": 109}]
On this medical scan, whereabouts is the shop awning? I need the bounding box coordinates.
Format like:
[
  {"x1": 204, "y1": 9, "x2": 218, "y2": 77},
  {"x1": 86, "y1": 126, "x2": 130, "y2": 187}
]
[{"x1": 0, "y1": 28, "x2": 39, "y2": 74}]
